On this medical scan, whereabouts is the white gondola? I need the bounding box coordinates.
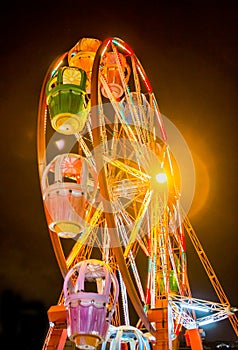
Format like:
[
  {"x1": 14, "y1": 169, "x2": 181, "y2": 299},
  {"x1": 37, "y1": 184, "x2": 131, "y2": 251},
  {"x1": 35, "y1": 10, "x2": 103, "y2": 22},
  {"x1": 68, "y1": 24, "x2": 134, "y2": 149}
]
[
  {"x1": 101, "y1": 325, "x2": 151, "y2": 350},
  {"x1": 42, "y1": 153, "x2": 94, "y2": 238}
]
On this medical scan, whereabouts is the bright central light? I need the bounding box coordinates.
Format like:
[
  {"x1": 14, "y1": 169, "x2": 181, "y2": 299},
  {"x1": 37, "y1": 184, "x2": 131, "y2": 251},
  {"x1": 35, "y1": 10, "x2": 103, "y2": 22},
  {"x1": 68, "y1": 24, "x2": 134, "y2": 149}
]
[{"x1": 155, "y1": 172, "x2": 167, "y2": 184}]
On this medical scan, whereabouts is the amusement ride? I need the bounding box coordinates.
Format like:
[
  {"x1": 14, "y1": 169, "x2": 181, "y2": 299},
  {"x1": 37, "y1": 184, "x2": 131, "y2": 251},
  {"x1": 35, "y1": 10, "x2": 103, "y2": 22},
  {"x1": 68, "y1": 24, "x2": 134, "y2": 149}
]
[{"x1": 37, "y1": 37, "x2": 238, "y2": 350}]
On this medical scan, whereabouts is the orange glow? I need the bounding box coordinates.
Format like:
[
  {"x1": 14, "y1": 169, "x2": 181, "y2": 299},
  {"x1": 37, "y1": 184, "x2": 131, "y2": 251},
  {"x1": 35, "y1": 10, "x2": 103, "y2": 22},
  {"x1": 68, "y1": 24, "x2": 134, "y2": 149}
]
[{"x1": 189, "y1": 152, "x2": 210, "y2": 218}]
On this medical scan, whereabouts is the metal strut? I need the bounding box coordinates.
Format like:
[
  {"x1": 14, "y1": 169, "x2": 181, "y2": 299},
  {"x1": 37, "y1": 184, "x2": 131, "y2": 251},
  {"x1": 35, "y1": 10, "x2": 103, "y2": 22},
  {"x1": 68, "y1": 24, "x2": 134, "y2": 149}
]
[{"x1": 183, "y1": 213, "x2": 238, "y2": 336}]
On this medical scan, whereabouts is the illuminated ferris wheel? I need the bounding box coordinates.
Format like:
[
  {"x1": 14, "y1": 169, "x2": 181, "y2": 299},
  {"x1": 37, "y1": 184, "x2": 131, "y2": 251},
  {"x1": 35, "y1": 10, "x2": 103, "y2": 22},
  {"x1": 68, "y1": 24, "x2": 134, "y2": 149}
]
[{"x1": 37, "y1": 37, "x2": 238, "y2": 350}]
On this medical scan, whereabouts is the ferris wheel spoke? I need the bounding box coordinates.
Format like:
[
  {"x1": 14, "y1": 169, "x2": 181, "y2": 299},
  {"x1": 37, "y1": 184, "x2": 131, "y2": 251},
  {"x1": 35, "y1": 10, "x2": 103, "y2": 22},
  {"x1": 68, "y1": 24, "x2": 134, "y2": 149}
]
[
  {"x1": 75, "y1": 132, "x2": 96, "y2": 170},
  {"x1": 124, "y1": 190, "x2": 153, "y2": 257},
  {"x1": 66, "y1": 202, "x2": 103, "y2": 267},
  {"x1": 105, "y1": 156, "x2": 150, "y2": 182}
]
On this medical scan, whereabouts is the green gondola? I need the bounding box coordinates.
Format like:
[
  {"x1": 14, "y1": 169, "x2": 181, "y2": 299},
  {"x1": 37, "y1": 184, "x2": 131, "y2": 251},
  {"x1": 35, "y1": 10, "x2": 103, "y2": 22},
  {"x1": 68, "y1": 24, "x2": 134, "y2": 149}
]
[{"x1": 46, "y1": 66, "x2": 89, "y2": 135}]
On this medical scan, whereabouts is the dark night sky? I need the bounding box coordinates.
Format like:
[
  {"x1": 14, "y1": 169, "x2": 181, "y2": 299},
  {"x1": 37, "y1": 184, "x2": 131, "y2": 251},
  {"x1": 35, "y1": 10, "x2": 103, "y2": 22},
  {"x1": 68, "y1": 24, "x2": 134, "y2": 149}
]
[{"x1": 0, "y1": 0, "x2": 237, "y2": 346}]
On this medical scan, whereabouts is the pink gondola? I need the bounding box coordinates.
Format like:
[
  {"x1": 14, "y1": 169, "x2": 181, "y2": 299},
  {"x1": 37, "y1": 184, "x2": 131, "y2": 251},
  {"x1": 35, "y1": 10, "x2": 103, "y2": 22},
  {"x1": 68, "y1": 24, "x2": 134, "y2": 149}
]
[{"x1": 63, "y1": 260, "x2": 119, "y2": 349}]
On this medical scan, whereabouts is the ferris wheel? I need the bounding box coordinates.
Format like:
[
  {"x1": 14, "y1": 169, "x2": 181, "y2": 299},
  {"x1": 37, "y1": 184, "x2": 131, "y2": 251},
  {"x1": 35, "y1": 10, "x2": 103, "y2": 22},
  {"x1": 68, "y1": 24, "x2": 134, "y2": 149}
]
[{"x1": 37, "y1": 37, "x2": 238, "y2": 350}]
